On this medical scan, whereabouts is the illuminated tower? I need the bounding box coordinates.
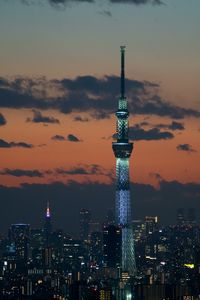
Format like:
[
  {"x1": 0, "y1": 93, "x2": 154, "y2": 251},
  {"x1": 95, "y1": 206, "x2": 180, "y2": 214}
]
[
  {"x1": 44, "y1": 201, "x2": 52, "y2": 247},
  {"x1": 43, "y1": 201, "x2": 52, "y2": 272},
  {"x1": 112, "y1": 46, "x2": 136, "y2": 276}
]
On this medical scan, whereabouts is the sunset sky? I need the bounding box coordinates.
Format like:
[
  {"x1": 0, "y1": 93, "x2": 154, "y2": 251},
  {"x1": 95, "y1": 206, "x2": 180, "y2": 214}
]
[{"x1": 0, "y1": 0, "x2": 200, "y2": 234}]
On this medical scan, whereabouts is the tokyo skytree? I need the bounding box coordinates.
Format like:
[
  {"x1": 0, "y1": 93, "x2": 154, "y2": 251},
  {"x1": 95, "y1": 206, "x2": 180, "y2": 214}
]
[{"x1": 112, "y1": 46, "x2": 136, "y2": 276}]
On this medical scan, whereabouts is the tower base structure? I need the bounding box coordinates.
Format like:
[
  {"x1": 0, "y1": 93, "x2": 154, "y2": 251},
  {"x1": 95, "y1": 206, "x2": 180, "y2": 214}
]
[{"x1": 121, "y1": 227, "x2": 136, "y2": 276}]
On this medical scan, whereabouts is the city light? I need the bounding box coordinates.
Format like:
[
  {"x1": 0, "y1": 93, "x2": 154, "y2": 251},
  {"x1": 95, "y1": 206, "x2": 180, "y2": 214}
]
[{"x1": 184, "y1": 264, "x2": 195, "y2": 269}]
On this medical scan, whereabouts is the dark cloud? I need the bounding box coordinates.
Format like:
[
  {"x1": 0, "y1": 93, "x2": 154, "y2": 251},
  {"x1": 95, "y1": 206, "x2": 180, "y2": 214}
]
[
  {"x1": 168, "y1": 121, "x2": 185, "y2": 131},
  {"x1": 51, "y1": 134, "x2": 83, "y2": 142},
  {"x1": 27, "y1": 110, "x2": 60, "y2": 124},
  {"x1": 58, "y1": 75, "x2": 155, "y2": 96},
  {"x1": 99, "y1": 10, "x2": 112, "y2": 17},
  {"x1": 0, "y1": 78, "x2": 9, "y2": 87},
  {"x1": 49, "y1": 76, "x2": 200, "y2": 119},
  {"x1": 0, "y1": 180, "x2": 199, "y2": 235},
  {"x1": 110, "y1": 0, "x2": 162, "y2": 4},
  {"x1": 51, "y1": 134, "x2": 65, "y2": 141},
  {"x1": 156, "y1": 121, "x2": 185, "y2": 131},
  {"x1": 0, "y1": 139, "x2": 33, "y2": 148},
  {"x1": 0, "y1": 113, "x2": 6, "y2": 126},
  {"x1": 0, "y1": 76, "x2": 51, "y2": 110},
  {"x1": 56, "y1": 164, "x2": 113, "y2": 178},
  {"x1": 139, "y1": 121, "x2": 185, "y2": 132},
  {"x1": 67, "y1": 134, "x2": 81, "y2": 142},
  {"x1": 0, "y1": 169, "x2": 44, "y2": 177},
  {"x1": 0, "y1": 75, "x2": 200, "y2": 120},
  {"x1": 56, "y1": 167, "x2": 89, "y2": 175},
  {"x1": 74, "y1": 115, "x2": 89, "y2": 122},
  {"x1": 19, "y1": 0, "x2": 94, "y2": 9},
  {"x1": 136, "y1": 95, "x2": 200, "y2": 119},
  {"x1": 129, "y1": 126, "x2": 174, "y2": 141},
  {"x1": 0, "y1": 165, "x2": 113, "y2": 179},
  {"x1": 150, "y1": 172, "x2": 163, "y2": 181},
  {"x1": 140, "y1": 121, "x2": 150, "y2": 127},
  {"x1": 112, "y1": 125, "x2": 174, "y2": 141},
  {"x1": 176, "y1": 144, "x2": 197, "y2": 153},
  {"x1": 49, "y1": 0, "x2": 94, "y2": 4},
  {"x1": 91, "y1": 111, "x2": 109, "y2": 120},
  {"x1": 20, "y1": 0, "x2": 163, "y2": 7}
]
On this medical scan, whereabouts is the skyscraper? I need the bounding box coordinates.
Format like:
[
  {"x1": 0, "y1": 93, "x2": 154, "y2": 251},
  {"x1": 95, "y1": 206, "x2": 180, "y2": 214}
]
[
  {"x1": 145, "y1": 216, "x2": 158, "y2": 235},
  {"x1": 9, "y1": 223, "x2": 30, "y2": 262},
  {"x1": 103, "y1": 225, "x2": 121, "y2": 268},
  {"x1": 112, "y1": 46, "x2": 136, "y2": 276},
  {"x1": 187, "y1": 208, "x2": 196, "y2": 224},
  {"x1": 176, "y1": 208, "x2": 185, "y2": 225},
  {"x1": 79, "y1": 208, "x2": 91, "y2": 241}
]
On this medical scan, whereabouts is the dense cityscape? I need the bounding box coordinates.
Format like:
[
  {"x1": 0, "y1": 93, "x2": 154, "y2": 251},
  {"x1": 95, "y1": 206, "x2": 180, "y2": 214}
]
[
  {"x1": 1, "y1": 0, "x2": 200, "y2": 297},
  {"x1": 0, "y1": 205, "x2": 200, "y2": 299},
  {"x1": 0, "y1": 46, "x2": 200, "y2": 300}
]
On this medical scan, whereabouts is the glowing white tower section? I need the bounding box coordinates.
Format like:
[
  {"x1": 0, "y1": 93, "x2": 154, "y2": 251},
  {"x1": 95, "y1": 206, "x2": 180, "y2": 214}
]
[{"x1": 112, "y1": 46, "x2": 136, "y2": 275}]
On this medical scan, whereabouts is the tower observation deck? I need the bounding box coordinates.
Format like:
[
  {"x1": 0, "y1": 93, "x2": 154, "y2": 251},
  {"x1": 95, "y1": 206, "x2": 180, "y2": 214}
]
[{"x1": 112, "y1": 46, "x2": 136, "y2": 276}]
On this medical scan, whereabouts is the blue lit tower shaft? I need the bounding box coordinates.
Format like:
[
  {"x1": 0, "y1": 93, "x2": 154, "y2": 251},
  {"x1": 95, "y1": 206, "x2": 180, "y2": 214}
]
[{"x1": 112, "y1": 46, "x2": 136, "y2": 275}]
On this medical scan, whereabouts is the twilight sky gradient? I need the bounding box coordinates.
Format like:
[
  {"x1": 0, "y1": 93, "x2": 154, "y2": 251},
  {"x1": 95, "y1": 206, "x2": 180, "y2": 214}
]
[{"x1": 0, "y1": 0, "x2": 200, "y2": 234}]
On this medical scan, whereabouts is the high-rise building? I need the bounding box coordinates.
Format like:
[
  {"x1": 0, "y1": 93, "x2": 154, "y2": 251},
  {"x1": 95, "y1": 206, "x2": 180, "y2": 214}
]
[
  {"x1": 187, "y1": 208, "x2": 196, "y2": 224},
  {"x1": 42, "y1": 247, "x2": 52, "y2": 271},
  {"x1": 145, "y1": 216, "x2": 158, "y2": 235},
  {"x1": 9, "y1": 223, "x2": 30, "y2": 262},
  {"x1": 90, "y1": 231, "x2": 103, "y2": 266},
  {"x1": 132, "y1": 220, "x2": 145, "y2": 242},
  {"x1": 30, "y1": 228, "x2": 43, "y2": 264},
  {"x1": 69, "y1": 281, "x2": 82, "y2": 300},
  {"x1": 106, "y1": 209, "x2": 115, "y2": 226},
  {"x1": 99, "y1": 287, "x2": 112, "y2": 300},
  {"x1": 103, "y1": 225, "x2": 121, "y2": 268},
  {"x1": 112, "y1": 46, "x2": 136, "y2": 275},
  {"x1": 79, "y1": 209, "x2": 91, "y2": 241},
  {"x1": 51, "y1": 229, "x2": 63, "y2": 262},
  {"x1": 89, "y1": 221, "x2": 101, "y2": 236},
  {"x1": 176, "y1": 208, "x2": 185, "y2": 225}
]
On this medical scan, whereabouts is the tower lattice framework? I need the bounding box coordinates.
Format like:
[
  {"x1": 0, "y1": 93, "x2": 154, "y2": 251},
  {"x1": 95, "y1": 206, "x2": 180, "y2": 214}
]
[{"x1": 112, "y1": 46, "x2": 136, "y2": 276}]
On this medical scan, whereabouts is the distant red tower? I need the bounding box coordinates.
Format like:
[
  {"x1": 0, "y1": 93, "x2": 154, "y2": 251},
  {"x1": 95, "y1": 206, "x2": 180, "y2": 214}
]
[{"x1": 44, "y1": 201, "x2": 52, "y2": 247}]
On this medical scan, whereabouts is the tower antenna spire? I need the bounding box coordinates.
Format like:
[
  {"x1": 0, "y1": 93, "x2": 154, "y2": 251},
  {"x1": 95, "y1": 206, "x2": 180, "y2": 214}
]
[
  {"x1": 120, "y1": 45, "x2": 126, "y2": 98},
  {"x1": 46, "y1": 200, "x2": 51, "y2": 218}
]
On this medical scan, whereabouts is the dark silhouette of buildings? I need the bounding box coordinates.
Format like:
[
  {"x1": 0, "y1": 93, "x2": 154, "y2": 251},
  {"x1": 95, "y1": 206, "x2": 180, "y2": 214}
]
[
  {"x1": 9, "y1": 223, "x2": 30, "y2": 262},
  {"x1": 79, "y1": 208, "x2": 91, "y2": 241},
  {"x1": 0, "y1": 209, "x2": 200, "y2": 299},
  {"x1": 103, "y1": 225, "x2": 121, "y2": 269}
]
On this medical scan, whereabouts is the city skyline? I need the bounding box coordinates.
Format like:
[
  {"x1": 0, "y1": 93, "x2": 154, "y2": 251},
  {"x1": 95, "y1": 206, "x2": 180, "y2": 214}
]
[
  {"x1": 1, "y1": 199, "x2": 199, "y2": 299},
  {"x1": 0, "y1": 0, "x2": 200, "y2": 234}
]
